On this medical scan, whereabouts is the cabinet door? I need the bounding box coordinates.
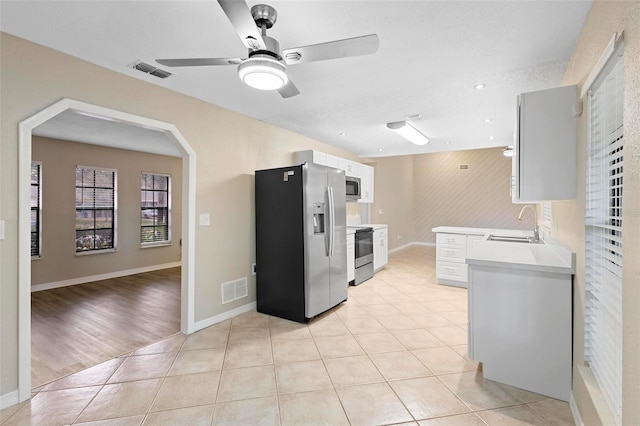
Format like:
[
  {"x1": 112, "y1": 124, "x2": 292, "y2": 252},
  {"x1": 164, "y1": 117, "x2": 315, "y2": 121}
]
[
  {"x1": 372, "y1": 228, "x2": 388, "y2": 270},
  {"x1": 347, "y1": 235, "x2": 355, "y2": 283},
  {"x1": 339, "y1": 158, "x2": 357, "y2": 175},
  {"x1": 325, "y1": 154, "x2": 340, "y2": 169},
  {"x1": 358, "y1": 164, "x2": 374, "y2": 203},
  {"x1": 513, "y1": 85, "x2": 577, "y2": 202}
]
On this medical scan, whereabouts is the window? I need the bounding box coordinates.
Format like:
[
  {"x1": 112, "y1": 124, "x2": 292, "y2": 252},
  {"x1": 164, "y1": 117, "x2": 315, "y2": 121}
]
[
  {"x1": 140, "y1": 173, "x2": 170, "y2": 245},
  {"x1": 31, "y1": 162, "x2": 42, "y2": 257},
  {"x1": 585, "y1": 48, "x2": 623, "y2": 424},
  {"x1": 540, "y1": 201, "x2": 552, "y2": 233},
  {"x1": 75, "y1": 166, "x2": 117, "y2": 252}
]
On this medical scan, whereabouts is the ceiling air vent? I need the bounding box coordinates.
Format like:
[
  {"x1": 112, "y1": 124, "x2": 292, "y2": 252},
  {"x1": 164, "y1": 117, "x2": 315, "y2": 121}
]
[{"x1": 132, "y1": 61, "x2": 172, "y2": 79}]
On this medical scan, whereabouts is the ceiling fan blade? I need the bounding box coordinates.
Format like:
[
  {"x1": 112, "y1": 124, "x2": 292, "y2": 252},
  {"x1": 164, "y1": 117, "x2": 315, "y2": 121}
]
[
  {"x1": 278, "y1": 79, "x2": 300, "y2": 98},
  {"x1": 156, "y1": 58, "x2": 243, "y2": 67},
  {"x1": 217, "y1": 0, "x2": 266, "y2": 50},
  {"x1": 282, "y1": 34, "x2": 379, "y2": 65}
]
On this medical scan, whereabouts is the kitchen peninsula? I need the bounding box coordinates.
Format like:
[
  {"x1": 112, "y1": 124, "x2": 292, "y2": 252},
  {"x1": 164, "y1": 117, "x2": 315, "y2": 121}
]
[{"x1": 466, "y1": 234, "x2": 575, "y2": 401}]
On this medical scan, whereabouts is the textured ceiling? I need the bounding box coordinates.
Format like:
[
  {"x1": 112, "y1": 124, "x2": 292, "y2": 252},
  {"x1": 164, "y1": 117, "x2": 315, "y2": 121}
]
[{"x1": 1, "y1": 0, "x2": 593, "y2": 158}]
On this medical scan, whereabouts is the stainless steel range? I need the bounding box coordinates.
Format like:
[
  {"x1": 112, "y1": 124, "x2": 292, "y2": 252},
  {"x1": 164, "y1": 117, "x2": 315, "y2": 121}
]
[{"x1": 352, "y1": 226, "x2": 374, "y2": 285}]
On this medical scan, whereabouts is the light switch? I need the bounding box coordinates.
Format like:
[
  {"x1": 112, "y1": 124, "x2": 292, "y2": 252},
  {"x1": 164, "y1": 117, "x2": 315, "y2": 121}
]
[
  {"x1": 378, "y1": 209, "x2": 384, "y2": 215},
  {"x1": 199, "y1": 213, "x2": 210, "y2": 226}
]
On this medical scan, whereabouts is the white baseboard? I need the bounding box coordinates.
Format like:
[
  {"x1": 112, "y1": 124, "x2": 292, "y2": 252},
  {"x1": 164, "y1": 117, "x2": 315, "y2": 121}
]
[
  {"x1": 389, "y1": 241, "x2": 436, "y2": 254},
  {"x1": 569, "y1": 392, "x2": 583, "y2": 426},
  {"x1": 411, "y1": 241, "x2": 437, "y2": 247},
  {"x1": 31, "y1": 261, "x2": 182, "y2": 292},
  {"x1": 0, "y1": 390, "x2": 19, "y2": 411},
  {"x1": 193, "y1": 301, "x2": 257, "y2": 332}
]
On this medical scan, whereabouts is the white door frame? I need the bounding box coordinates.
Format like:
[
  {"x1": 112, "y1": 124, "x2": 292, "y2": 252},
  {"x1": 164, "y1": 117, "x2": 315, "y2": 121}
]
[{"x1": 18, "y1": 98, "x2": 197, "y2": 402}]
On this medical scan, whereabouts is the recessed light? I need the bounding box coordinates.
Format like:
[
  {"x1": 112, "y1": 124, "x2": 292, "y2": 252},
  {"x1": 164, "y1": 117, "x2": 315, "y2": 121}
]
[
  {"x1": 445, "y1": 141, "x2": 452, "y2": 145},
  {"x1": 488, "y1": 136, "x2": 495, "y2": 140},
  {"x1": 484, "y1": 118, "x2": 492, "y2": 123},
  {"x1": 378, "y1": 148, "x2": 383, "y2": 152},
  {"x1": 339, "y1": 132, "x2": 346, "y2": 136},
  {"x1": 474, "y1": 83, "x2": 486, "y2": 90}
]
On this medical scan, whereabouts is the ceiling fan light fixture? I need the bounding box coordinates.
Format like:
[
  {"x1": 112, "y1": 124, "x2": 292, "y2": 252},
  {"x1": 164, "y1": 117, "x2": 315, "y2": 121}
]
[
  {"x1": 237, "y1": 55, "x2": 288, "y2": 91},
  {"x1": 386, "y1": 121, "x2": 429, "y2": 146}
]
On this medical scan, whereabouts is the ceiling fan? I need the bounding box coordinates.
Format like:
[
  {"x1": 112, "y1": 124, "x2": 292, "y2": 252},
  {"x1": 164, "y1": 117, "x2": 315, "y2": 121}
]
[{"x1": 156, "y1": 0, "x2": 379, "y2": 98}]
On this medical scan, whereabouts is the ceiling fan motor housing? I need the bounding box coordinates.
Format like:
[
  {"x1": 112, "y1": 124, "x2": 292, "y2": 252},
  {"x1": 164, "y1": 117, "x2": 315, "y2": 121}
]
[
  {"x1": 249, "y1": 35, "x2": 282, "y2": 60},
  {"x1": 251, "y1": 4, "x2": 277, "y2": 29}
]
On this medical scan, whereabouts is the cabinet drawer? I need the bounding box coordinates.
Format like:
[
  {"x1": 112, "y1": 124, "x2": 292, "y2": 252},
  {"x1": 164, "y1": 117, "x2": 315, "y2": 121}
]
[
  {"x1": 437, "y1": 261, "x2": 468, "y2": 282},
  {"x1": 437, "y1": 245, "x2": 466, "y2": 262},
  {"x1": 437, "y1": 233, "x2": 467, "y2": 246},
  {"x1": 374, "y1": 228, "x2": 387, "y2": 240}
]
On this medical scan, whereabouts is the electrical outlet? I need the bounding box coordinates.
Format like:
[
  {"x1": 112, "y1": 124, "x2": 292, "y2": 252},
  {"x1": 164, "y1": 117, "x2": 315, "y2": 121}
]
[{"x1": 252, "y1": 263, "x2": 257, "y2": 276}]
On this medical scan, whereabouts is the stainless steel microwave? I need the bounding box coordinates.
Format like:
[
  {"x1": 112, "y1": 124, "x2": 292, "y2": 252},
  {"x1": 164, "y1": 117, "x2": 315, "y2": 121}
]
[{"x1": 345, "y1": 176, "x2": 361, "y2": 201}]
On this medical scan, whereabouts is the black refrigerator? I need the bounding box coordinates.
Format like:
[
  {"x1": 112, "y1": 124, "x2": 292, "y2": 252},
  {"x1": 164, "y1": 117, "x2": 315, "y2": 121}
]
[{"x1": 255, "y1": 163, "x2": 348, "y2": 323}]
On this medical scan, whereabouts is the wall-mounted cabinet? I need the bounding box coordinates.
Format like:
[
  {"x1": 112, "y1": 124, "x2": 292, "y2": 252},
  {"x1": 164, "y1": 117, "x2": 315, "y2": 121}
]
[
  {"x1": 295, "y1": 150, "x2": 374, "y2": 203},
  {"x1": 512, "y1": 85, "x2": 577, "y2": 203}
]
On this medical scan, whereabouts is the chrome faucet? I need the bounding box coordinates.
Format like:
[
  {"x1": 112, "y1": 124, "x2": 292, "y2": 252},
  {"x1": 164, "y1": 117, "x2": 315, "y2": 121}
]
[{"x1": 518, "y1": 205, "x2": 540, "y2": 242}]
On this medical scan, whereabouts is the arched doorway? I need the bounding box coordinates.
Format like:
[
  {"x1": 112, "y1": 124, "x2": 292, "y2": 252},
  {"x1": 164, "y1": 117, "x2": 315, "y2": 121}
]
[{"x1": 17, "y1": 98, "x2": 196, "y2": 401}]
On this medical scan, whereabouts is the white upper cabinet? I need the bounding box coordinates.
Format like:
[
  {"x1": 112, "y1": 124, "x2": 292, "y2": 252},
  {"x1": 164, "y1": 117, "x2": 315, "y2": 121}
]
[
  {"x1": 339, "y1": 158, "x2": 358, "y2": 175},
  {"x1": 295, "y1": 150, "x2": 375, "y2": 203},
  {"x1": 358, "y1": 163, "x2": 374, "y2": 204},
  {"x1": 512, "y1": 85, "x2": 577, "y2": 203}
]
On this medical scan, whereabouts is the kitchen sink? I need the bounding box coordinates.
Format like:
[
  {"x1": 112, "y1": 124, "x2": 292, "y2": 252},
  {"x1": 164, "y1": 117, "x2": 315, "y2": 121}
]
[{"x1": 487, "y1": 234, "x2": 543, "y2": 244}]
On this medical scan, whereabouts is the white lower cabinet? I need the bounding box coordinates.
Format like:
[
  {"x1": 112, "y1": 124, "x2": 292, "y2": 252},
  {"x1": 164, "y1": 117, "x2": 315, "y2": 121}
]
[
  {"x1": 373, "y1": 226, "x2": 388, "y2": 271},
  {"x1": 468, "y1": 263, "x2": 572, "y2": 401},
  {"x1": 435, "y1": 233, "x2": 468, "y2": 288},
  {"x1": 347, "y1": 233, "x2": 355, "y2": 284}
]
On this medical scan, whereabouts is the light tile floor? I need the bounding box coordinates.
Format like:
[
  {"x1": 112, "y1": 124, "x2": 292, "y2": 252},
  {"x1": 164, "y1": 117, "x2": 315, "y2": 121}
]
[{"x1": 1, "y1": 246, "x2": 575, "y2": 425}]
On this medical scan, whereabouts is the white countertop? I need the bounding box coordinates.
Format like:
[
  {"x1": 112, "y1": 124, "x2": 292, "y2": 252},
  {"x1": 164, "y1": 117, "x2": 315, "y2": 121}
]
[
  {"x1": 433, "y1": 226, "x2": 575, "y2": 275},
  {"x1": 467, "y1": 236, "x2": 575, "y2": 275},
  {"x1": 432, "y1": 226, "x2": 530, "y2": 237},
  {"x1": 351, "y1": 223, "x2": 388, "y2": 230}
]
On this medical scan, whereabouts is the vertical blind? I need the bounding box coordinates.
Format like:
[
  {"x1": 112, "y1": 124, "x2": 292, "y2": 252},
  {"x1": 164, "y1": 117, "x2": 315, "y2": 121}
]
[{"x1": 585, "y1": 49, "x2": 624, "y2": 425}]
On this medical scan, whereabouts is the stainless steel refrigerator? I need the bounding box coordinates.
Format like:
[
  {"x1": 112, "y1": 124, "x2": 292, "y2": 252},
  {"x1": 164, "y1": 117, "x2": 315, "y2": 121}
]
[{"x1": 255, "y1": 163, "x2": 347, "y2": 323}]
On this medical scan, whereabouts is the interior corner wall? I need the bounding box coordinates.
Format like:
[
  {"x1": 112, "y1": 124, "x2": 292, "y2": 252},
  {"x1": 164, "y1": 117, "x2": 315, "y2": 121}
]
[
  {"x1": 412, "y1": 148, "x2": 532, "y2": 244},
  {"x1": 552, "y1": 1, "x2": 640, "y2": 424},
  {"x1": 369, "y1": 155, "x2": 414, "y2": 250},
  {"x1": 31, "y1": 136, "x2": 182, "y2": 287}
]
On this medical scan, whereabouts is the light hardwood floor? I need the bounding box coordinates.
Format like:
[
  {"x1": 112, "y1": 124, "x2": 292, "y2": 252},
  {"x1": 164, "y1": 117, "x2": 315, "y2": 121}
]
[{"x1": 31, "y1": 267, "x2": 181, "y2": 388}]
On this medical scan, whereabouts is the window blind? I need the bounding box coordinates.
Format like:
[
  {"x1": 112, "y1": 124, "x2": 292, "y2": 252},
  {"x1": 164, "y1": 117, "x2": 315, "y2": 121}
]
[
  {"x1": 31, "y1": 162, "x2": 42, "y2": 257},
  {"x1": 75, "y1": 166, "x2": 117, "y2": 252},
  {"x1": 585, "y1": 48, "x2": 624, "y2": 425},
  {"x1": 140, "y1": 173, "x2": 170, "y2": 244}
]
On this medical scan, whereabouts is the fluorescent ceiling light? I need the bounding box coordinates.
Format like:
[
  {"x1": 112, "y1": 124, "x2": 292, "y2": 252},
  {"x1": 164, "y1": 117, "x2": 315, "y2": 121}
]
[
  {"x1": 237, "y1": 55, "x2": 288, "y2": 91},
  {"x1": 386, "y1": 121, "x2": 429, "y2": 145}
]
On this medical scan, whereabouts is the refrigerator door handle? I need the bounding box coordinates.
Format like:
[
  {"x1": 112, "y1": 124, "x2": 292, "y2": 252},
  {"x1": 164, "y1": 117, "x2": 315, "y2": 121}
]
[
  {"x1": 324, "y1": 187, "x2": 331, "y2": 257},
  {"x1": 328, "y1": 186, "x2": 335, "y2": 257}
]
